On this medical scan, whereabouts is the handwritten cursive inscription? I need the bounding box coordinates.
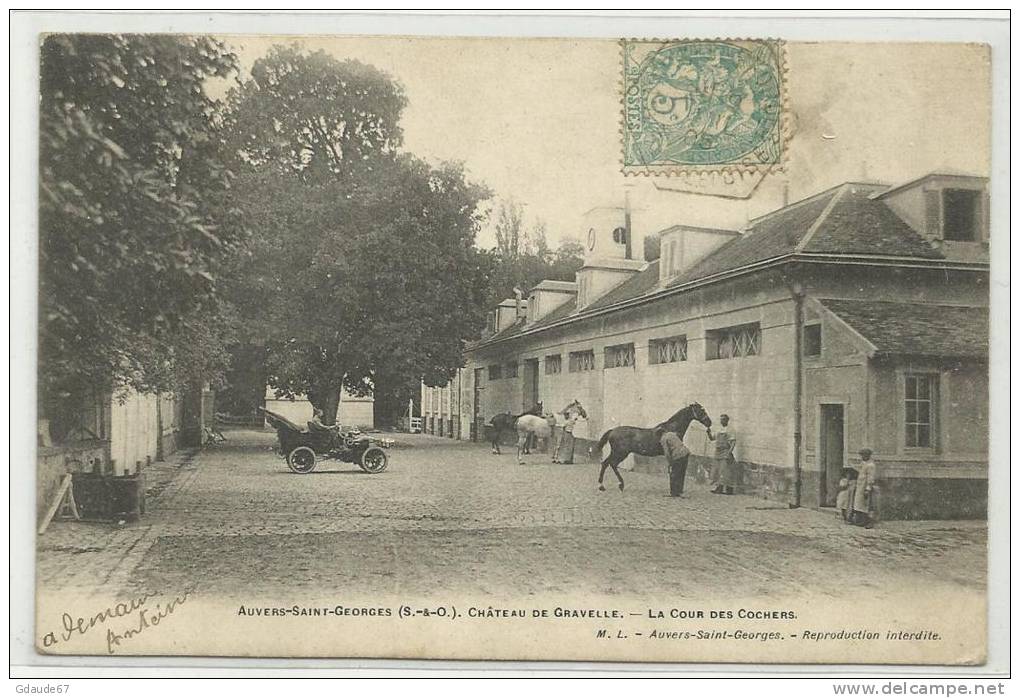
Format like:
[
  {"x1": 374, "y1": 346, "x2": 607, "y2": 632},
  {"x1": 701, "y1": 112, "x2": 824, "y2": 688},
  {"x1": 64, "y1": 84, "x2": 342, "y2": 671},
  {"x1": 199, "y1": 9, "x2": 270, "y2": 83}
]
[
  {"x1": 105, "y1": 590, "x2": 191, "y2": 654},
  {"x1": 60, "y1": 592, "x2": 154, "y2": 641}
]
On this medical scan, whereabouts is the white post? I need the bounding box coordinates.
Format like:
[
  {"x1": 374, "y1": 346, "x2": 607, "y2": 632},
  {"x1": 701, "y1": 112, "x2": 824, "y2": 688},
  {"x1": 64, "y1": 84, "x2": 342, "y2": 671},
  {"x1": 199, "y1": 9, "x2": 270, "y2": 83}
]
[{"x1": 407, "y1": 398, "x2": 414, "y2": 432}]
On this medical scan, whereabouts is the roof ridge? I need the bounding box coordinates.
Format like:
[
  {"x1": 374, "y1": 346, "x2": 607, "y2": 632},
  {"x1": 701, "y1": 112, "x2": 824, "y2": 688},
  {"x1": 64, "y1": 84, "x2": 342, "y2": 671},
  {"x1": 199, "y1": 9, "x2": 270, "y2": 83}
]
[
  {"x1": 747, "y1": 182, "x2": 844, "y2": 227},
  {"x1": 795, "y1": 184, "x2": 848, "y2": 252}
]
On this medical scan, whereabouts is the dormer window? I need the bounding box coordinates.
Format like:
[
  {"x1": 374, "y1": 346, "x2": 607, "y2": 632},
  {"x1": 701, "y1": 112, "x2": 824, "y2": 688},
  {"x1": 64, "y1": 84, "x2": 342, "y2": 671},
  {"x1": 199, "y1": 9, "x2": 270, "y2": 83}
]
[
  {"x1": 943, "y1": 189, "x2": 980, "y2": 242},
  {"x1": 921, "y1": 184, "x2": 986, "y2": 243}
]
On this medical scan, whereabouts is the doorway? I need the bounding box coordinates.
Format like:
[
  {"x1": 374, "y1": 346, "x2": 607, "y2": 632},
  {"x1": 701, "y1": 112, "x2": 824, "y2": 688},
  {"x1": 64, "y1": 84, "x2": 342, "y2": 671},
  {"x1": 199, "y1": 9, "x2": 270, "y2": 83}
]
[
  {"x1": 819, "y1": 404, "x2": 845, "y2": 506},
  {"x1": 523, "y1": 359, "x2": 540, "y2": 411}
]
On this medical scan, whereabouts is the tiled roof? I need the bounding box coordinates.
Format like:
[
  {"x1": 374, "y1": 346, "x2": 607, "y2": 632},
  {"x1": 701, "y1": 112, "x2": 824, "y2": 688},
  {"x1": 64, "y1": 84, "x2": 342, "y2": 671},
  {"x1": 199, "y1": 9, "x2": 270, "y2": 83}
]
[
  {"x1": 472, "y1": 179, "x2": 966, "y2": 349},
  {"x1": 666, "y1": 187, "x2": 839, "y2": 287},
  {"x1": 803, "y1": 185, "x2": 942, "y2": 258},
  {"x1": 586, "y1": 260, "x2": 661, "y2": 311},
  {"x1": 819, "y1": 299, "x2": 988, "y2": 359}
]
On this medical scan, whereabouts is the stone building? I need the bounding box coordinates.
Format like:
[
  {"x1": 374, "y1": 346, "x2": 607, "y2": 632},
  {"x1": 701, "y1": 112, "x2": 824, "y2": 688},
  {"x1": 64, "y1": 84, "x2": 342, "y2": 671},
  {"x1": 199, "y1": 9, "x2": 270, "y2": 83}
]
[{"x1": 425, "y1": 172, "x2": 989, "y2": 519}]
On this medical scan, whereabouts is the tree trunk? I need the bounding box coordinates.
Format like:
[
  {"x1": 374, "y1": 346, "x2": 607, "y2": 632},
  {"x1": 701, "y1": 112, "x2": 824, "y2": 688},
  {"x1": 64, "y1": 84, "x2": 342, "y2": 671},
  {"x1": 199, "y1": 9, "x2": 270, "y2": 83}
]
[{"x1": 310, "y1": 382, "x2": 343, "y2": 426}]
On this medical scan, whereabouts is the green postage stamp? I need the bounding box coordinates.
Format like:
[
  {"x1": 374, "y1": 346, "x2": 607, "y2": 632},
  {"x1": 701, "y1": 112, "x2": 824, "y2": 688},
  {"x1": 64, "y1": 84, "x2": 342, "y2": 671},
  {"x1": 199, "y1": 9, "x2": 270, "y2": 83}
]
[{"x1": 622, "y1": 39, "x2": 787, "y2": 175}]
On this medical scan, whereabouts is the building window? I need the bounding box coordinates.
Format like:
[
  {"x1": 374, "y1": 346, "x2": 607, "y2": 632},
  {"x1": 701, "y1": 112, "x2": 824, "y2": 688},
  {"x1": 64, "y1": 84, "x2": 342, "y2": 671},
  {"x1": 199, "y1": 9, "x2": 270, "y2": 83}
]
[
  {"x1": 803, "y1": 324, "x2": 822, "y2": 357},
  {"x1": 943, "y1": 189, "x2": 980, "y2": 241},
  {"x1": 604, "y1": 343, "x2": 635, "y2": 369},
  {"x1": 649, "y1": 336, "x2": 687, "y2": 364},
  {"x1": 505, "y1": 362, "x2": 518, "y2": 379},
  {"x1": 569, "y1": 350, "x2": 596, "y2": 372},
  {"x1": 488, "y1": 365, "x2": 502, "y2": 381},
  {"x1": 905, "y1": 373, "x2": 938, "y2": 448},
  {"x1": 706, "y1": 322, "x2": 762, "y2": 360},
  {"x1": 545, "y1": 354, "x2": 562, "y2": 375}
]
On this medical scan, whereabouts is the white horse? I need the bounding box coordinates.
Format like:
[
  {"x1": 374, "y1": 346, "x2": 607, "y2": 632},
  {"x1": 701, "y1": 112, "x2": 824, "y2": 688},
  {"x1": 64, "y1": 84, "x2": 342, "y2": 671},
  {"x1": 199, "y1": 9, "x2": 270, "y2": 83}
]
[{"x1": 514, "y1": 414, "x2": 556, "y2": 465}]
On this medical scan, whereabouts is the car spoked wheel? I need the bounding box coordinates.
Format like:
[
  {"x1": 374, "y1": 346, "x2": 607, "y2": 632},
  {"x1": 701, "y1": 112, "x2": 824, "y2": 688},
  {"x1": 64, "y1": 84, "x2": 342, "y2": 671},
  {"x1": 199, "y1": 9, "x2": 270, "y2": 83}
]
[
  {"x1": 287, "y1": 446, "x2": 317, "y2": 474},
  {"x1": 359, "y1": 446, "x2": 388, "y2": 473}
]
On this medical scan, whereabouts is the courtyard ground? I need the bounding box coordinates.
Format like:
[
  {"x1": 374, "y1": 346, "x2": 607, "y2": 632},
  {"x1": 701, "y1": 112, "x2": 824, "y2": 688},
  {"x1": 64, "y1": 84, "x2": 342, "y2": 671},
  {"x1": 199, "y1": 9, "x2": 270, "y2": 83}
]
[{"x1": 37, "y1": 429, "x2": 986, "y2": 603}]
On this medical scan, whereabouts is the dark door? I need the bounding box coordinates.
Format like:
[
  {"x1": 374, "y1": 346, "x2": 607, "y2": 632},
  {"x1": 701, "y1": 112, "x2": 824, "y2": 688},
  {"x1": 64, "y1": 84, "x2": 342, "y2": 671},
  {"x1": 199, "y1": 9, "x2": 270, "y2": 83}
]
[
  {"x1": 819, "y1": 404, "x2": 845, "y2": 506},
  {"x1": 523, "y1": 359, "x2": 540, "y2": 410},
  {"x1": 472, "y1": 367, "x2": 484, "y2": 442}
]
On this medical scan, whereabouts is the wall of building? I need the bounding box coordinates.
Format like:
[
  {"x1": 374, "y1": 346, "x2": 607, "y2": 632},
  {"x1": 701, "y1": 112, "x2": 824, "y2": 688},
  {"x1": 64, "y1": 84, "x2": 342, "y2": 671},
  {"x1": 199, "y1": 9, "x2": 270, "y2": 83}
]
[
  {"x1": 264, "y1": 388, "x2": 375, "y2": 429},
  {"x1": 421, "y1": 378, "x2": 462, "y2": 438},
  {"x1": 865, "y1": 358, "x2": 988, "y2": 519},
  {"x1": 468, "y1": 272, "x2": 799, "y2": 473}
]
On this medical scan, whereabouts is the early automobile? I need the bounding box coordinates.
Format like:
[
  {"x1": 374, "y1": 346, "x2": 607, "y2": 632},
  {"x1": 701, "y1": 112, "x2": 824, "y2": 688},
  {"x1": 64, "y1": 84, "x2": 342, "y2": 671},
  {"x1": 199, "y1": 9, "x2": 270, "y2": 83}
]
[{"x1": 261, "y1": 407, "x2": 393, "y2": 474}]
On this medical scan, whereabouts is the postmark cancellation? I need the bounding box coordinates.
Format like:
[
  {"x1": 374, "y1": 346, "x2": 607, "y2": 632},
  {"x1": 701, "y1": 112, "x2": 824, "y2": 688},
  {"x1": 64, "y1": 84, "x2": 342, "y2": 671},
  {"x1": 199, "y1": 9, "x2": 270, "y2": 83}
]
[{"x1": 621, "y1": 39, "x2": 787, "y2": 175}]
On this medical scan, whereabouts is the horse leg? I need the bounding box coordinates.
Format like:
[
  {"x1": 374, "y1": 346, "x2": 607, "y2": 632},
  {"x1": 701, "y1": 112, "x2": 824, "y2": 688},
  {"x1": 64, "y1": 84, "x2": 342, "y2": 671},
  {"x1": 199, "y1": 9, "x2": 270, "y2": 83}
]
[
  {"x1": 516, "y1": 433, "x2": 528, "y2": 465},
  {"x1": 609, "y1": 459, "x2": 625, "y2": 491},
  {"x1": 597, "y1": 458, "x2": 612, "y2": 491}
]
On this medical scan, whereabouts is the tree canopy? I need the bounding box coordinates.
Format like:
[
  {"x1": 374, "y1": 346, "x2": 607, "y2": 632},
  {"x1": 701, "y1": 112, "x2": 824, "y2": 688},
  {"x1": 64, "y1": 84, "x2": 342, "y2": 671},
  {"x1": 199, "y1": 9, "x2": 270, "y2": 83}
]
[
  {"x1": 38, "y1": 34, "x2": 243, "y2": 407},
  {"x1": 224, "y1": 46, "x2": 492, "y2": 423},
  {"x1": 486, "y1": 199, "x2": 585, "y2": 307}
]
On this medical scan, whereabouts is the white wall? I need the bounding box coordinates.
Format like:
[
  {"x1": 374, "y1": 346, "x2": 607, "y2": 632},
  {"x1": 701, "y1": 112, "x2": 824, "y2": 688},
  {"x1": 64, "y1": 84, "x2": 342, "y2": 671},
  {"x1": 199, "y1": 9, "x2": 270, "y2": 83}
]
[
  {"x1": 109, "y1": 389, "x2": 160, "y2": 475},
  {"x1": 264, "y1": 388, "x2": 375, "y2": 429}
]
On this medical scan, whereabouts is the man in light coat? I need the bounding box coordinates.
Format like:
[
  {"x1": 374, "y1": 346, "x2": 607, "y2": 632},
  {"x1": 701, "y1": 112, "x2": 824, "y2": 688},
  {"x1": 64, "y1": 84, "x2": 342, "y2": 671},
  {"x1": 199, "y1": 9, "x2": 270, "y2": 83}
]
[{"x1": 852, "y1": 448, "x2": 878, "y2": 528}]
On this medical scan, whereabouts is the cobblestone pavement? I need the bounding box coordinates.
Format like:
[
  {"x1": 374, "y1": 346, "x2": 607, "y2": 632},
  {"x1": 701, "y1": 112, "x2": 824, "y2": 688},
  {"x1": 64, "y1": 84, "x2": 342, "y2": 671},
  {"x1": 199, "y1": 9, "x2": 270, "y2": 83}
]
[{"x1": 37, "y1": 430, "x2": 986, "y2": 601}]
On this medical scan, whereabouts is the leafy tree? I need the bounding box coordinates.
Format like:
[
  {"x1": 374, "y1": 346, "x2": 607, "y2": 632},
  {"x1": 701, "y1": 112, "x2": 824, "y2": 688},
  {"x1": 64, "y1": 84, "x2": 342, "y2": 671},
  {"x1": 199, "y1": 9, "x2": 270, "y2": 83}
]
[
  {"x1": 484, "y1": 199, "x2": 585, "y2": 308},
  {"x1": 38, "y1": 34, "x2": 243, "y2": 413},
  {"x1": 225, "y1": 47, "x2": 492, "y2": 424}
]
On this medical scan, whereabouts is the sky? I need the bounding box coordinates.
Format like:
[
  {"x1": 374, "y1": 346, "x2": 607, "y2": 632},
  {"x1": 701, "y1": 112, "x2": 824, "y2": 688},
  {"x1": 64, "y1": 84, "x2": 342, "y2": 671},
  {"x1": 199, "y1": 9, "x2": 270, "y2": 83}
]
[{"x1": 222, "y1": 36, "x2": 991, "y2": 251}]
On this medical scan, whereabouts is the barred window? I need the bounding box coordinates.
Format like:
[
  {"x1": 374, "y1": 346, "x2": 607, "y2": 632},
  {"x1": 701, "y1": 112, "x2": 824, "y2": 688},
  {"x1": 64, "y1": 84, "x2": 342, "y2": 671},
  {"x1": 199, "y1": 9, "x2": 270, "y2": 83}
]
[
  {"x1": 545, "y1": 354, "x2": 562, "y2": 375},
  {"x1": 569, "y1": 350, "x2": 596, "y2": 372},
  {"x1": 707, "y1": 322, "x2": 762, "y2": 360},
  {"x1": 505, "y1": 362, "x2": 518, "y2": 379},
  {"x1": 649, "y1": 336, "x2": 687, "y2": 364},
  {"x1": 604, "y1": 343, "x2": 635, "y2": 369},
  {"x1": 488, "y1": 365, "x2": 502, "y2": 380},
  {"x1": 905, "y1": 374, "x2": 938, "y2": 448}
]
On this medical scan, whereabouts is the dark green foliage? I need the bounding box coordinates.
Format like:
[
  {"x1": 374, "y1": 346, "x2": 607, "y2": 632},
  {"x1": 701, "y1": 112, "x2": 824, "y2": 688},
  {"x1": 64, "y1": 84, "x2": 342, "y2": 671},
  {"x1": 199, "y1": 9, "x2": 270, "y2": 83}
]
[{"x1": 38, "y1": 34, "x2": 243, "y2": 407}]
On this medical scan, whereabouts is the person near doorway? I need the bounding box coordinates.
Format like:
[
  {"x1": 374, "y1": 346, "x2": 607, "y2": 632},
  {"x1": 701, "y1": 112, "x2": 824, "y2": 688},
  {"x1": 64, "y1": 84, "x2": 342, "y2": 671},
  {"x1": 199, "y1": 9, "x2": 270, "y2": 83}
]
[
  {"x1": 552, "y1": 401, "x2": 583, "y2": 464},
  {"x1": 708, "y1": 414, "x2": 738, "y2": 494},
  {"x1": 660, "y1": 427, "x2": 691, "y2": 497},
  {"x1": 851, "y1": 448, "x2": 877, "y2": 528},
  {"x1": 836, "y1": 467, "x2": 858, "y2": 522}
]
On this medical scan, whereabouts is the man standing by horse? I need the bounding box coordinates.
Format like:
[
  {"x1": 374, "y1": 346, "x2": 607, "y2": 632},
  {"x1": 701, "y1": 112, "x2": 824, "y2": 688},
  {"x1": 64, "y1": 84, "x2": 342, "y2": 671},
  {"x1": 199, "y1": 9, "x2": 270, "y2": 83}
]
[
  {"x1": 660, "y1": 426, "x2": 692, "y2": 497},
  {"x1": 552, "y1": 399, "x2": 586, "y2": 464}
]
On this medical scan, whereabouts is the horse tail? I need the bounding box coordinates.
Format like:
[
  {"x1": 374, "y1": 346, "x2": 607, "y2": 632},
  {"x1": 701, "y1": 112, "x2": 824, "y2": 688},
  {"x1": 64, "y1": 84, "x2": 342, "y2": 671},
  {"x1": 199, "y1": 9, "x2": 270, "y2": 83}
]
[{"x1": 594, "y1": 429, "x2": 612, "y2": 453}]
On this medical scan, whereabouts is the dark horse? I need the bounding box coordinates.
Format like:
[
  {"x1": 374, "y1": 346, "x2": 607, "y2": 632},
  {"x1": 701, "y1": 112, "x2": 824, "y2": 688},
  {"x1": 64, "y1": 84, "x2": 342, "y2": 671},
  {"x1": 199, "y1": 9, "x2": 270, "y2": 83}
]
[
  {"x1": 592, "y1": 403, "x2": 713, "y2": 491},
  {"x1": 488, "y1": 402, "x2": 543, "y2": 454}
]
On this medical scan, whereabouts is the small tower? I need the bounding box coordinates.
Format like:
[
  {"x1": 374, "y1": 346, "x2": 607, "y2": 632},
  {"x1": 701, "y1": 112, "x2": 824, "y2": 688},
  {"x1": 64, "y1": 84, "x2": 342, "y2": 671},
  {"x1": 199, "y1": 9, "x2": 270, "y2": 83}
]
[{"x1": 576, "y1": 205, "x2": 644, "y2": 310}]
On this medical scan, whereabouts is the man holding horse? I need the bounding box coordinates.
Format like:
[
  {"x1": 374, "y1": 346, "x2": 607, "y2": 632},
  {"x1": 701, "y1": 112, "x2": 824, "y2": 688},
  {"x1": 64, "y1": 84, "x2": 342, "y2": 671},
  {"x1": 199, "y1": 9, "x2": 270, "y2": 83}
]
[
  {"x1": 660, "y1": 427, "x2": 692, "y2": 497},
  {"x1": 552, "y1": 399, "x2": 586, "y2": 464}
]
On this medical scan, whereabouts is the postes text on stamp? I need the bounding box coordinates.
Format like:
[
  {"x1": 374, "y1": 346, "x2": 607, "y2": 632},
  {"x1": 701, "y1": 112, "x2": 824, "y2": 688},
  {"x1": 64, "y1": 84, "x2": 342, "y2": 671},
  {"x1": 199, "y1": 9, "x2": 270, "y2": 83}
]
[{"x1": 622, "y1": 39, "x2": 786, "y2": 175}]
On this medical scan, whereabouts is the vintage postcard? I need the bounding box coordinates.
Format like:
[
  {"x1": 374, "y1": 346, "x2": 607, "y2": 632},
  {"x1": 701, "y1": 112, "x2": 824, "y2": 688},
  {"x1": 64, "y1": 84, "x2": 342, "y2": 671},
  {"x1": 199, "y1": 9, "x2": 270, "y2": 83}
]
[{"x1": 29, "y1": 27, "x2": 997, "y2": 666}]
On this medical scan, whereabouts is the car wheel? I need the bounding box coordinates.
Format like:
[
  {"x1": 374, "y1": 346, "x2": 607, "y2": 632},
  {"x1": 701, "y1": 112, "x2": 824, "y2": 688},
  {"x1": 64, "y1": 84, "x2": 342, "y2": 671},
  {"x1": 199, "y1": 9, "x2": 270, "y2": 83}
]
[
  {"x1": 287, "y1": 446, "x2": 317, "y2": 474},
  {"x1": 359, "y1": 446, "x2": 388, "y2": 473}
]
